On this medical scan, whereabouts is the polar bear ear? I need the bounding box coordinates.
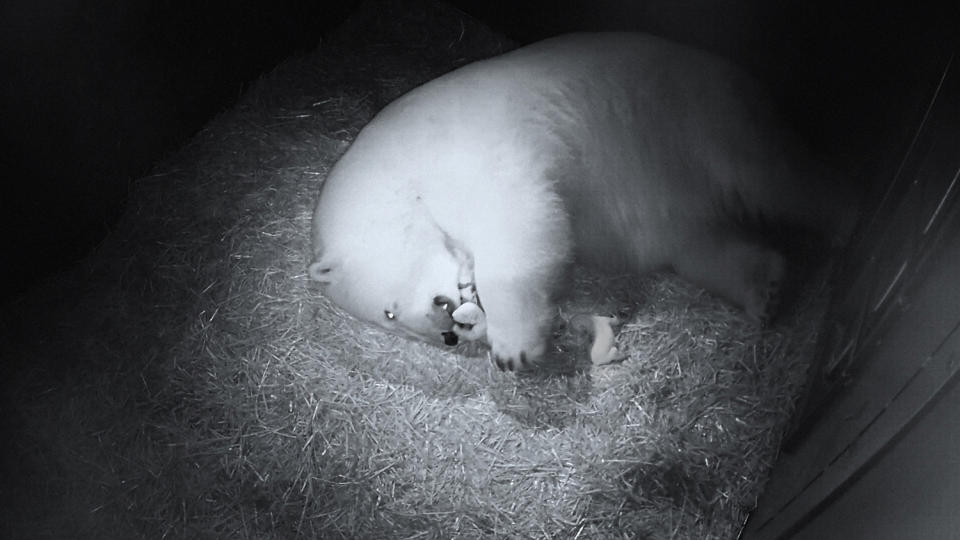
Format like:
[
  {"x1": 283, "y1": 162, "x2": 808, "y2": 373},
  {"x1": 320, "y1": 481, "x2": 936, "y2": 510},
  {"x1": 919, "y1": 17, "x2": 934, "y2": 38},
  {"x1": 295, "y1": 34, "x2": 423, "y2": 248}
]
[{"x1": 308, "y1": 258, "x2": 340, "y2": 284}]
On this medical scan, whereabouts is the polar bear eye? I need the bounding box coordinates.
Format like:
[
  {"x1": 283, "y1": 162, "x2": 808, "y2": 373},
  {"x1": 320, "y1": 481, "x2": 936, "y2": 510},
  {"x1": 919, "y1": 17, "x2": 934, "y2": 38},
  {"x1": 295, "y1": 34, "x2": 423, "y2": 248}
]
[{"x1": 384, "y1": 310, "x2": 396, "y2": 321}]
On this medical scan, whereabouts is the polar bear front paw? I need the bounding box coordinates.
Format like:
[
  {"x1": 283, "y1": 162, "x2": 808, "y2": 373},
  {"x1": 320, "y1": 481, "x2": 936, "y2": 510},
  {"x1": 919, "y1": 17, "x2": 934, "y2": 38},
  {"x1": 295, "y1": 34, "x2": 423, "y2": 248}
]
[
  {"x1": 485, "y1": 308, "x2": 550, "y2": 372},
  {"x1": 474, "y1": 273, "x2": 554, "y2": 372},
  {"x1": 491, "y1": 340, "x2": 544, "y2": 372}
]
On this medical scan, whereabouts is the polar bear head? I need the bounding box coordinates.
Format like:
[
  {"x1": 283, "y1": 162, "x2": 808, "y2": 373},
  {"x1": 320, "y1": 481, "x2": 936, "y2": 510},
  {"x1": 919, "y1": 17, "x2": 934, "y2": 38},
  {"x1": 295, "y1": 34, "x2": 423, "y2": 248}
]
[{"x1": 308, "y1": 230, "x2": 466, "y2": 346}]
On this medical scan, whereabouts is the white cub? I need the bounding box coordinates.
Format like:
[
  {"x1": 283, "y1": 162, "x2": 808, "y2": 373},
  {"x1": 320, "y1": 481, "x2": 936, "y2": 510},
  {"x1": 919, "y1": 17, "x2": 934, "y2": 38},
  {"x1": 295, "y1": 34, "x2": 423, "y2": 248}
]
[{"x1": 309, "y1": 32, "x2": 855, "y2": 371}]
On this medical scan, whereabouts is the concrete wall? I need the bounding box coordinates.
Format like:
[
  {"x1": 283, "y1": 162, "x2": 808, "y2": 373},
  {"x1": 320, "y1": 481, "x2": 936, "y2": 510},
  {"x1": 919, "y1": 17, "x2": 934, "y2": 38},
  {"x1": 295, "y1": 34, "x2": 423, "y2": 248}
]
[
  {"x1": 745, "y1": 42, "x2": 960, "y2": 540},
  {"x1": 797, "y1": 376, "x2": 960, "y2": 539}
]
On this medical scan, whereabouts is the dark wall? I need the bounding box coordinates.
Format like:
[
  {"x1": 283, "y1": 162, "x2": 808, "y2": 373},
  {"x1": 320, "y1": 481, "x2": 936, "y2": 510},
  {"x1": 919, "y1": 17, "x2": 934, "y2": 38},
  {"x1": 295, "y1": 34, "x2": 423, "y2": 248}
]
[
  {"x1": 450, "y1": 0, "x2": 958, "y2": 190},
  {"x1": 1, "y1": 0, "x2": 357, "y2": 303}
]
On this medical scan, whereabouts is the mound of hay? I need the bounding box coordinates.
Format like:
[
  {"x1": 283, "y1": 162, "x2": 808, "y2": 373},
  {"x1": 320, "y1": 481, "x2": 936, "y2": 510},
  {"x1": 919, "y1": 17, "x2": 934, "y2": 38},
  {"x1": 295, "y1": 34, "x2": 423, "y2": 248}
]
[{"x1": 1, "y1": 1, "x2": 834, "y2": 538}]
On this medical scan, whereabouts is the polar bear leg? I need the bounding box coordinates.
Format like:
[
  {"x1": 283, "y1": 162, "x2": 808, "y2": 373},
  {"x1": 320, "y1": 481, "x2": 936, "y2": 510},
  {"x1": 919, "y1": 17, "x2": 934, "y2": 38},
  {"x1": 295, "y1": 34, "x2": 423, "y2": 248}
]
[
  {"x1": 471, "y1": 233, "x2": 565, "y2": 370},
  {"x1": 457, "y1": 183, "x2": 570, "y2": 371},
  {"x1": 671, "y1": 228, "x2": 786, "y2": 326},
  {"x1": 475, "y1": 273, "x2": 553, "y2": 371}
]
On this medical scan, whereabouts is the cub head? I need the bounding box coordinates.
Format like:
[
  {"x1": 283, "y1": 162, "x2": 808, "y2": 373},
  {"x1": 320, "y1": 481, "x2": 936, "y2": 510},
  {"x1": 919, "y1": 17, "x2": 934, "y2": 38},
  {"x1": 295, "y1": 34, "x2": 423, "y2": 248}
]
[{"x1": 309, "y1": 244, "x2": 464, "y2": 346}]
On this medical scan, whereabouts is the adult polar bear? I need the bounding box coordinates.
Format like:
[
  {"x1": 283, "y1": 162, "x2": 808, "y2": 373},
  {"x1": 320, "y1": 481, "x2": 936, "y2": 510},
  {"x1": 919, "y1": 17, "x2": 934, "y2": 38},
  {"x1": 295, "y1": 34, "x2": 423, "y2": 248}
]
[{"x1": 309, "y1": 32, "x2": 853, "y2": 371}]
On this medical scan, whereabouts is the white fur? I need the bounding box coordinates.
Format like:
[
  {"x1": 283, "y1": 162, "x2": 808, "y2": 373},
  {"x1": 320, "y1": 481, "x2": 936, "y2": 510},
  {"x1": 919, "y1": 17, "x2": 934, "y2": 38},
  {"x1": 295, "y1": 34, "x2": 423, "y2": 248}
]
[{"x1": 310, "y1": 32, "x2": 853, "y2": 369}]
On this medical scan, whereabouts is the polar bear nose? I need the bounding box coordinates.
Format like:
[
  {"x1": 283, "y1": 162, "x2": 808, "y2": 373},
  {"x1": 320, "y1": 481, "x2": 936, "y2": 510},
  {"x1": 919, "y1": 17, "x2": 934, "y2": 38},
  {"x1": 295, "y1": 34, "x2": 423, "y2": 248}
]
[
  {"x1": 442, "y1": 331, "x2": 459, "y2": 346},
  {"x1": 432, "y1": 295, "x2": 456, "y2": 315}
]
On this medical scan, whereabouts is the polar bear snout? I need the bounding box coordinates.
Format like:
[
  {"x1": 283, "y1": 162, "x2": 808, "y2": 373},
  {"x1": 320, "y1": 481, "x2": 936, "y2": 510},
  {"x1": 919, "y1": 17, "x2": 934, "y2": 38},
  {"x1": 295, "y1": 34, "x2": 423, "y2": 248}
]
[
  {"x1": 432, "y1": 296, "x2": 469, "y2": 346},
  {"x1": 420, "y1": 295, "x2": 457, "y2": 344},
  {"x1": 432, "y1": 295, "x2": 456, "y2": 314}
]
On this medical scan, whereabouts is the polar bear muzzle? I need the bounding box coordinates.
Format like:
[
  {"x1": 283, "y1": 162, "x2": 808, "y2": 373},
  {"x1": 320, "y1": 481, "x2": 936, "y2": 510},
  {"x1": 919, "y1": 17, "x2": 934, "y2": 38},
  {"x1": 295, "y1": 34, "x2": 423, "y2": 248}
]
[
  {"x1": 433, "y1": 295, "x2": 456, "y2": 314},
  {"x1": 426, "y1": 295, "x2": 458, "y2": 345}
]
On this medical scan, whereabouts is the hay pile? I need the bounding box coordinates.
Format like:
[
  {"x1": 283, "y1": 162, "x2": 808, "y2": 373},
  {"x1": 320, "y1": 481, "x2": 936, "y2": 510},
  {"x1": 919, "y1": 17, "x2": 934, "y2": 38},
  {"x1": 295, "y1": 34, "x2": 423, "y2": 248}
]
[{"x1": 1, "y1": 1, "x2": 834, "y2": 538}]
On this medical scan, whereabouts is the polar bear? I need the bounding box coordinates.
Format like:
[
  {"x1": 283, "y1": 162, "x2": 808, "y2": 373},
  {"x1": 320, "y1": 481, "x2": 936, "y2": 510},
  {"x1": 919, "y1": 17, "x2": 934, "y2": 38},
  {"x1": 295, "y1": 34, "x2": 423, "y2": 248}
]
[{"x1": 309, "y1": 32, "x2": 856, "y2": 371}]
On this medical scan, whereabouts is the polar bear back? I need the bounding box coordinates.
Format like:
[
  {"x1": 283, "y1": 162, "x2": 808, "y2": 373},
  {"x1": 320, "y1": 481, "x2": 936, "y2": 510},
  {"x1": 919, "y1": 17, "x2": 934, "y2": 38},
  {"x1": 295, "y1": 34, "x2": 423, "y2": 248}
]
[{"x1": 319, "y1": 32, "x2": 813, "y2": 269}]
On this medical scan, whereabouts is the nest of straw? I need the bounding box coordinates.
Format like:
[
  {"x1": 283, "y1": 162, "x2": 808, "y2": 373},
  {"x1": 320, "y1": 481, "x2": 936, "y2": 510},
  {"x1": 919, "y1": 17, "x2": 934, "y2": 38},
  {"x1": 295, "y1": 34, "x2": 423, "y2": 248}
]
[{"x1": 1, "y1": 1, "x2": 836, "y2": 538}]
